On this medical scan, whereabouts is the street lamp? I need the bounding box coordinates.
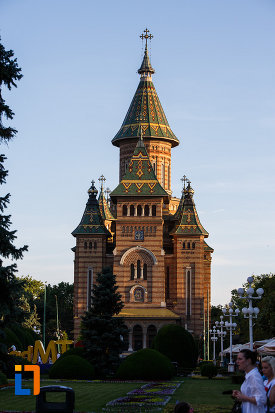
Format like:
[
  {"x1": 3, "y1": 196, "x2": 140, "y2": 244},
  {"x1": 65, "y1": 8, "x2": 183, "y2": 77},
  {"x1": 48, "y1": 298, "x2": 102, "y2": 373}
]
[
  {"x1": 238, "y1": 276, "x2": 264, "y2": 350},
  {"x1": 209, "y1": 326, "x2": 218, "y2": 364},
  {"x1": 215, "y1": 316, "x2": 227, "y2": 365},
  {"x1": 222, "y1": 303, "x2": 239, "y2": 372}
]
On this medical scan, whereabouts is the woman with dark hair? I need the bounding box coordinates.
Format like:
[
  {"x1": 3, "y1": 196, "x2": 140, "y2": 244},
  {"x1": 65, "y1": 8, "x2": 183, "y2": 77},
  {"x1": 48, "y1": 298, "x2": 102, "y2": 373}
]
[
  {"x1": 233, "y1": 349, "x2": 266, "y2": 413},
  {"x1": 174, "y1": 401, "x2": 193, "y2": 413},
  {"x1": 262, "y1": 356, "x2": 275, "y2": 412}
]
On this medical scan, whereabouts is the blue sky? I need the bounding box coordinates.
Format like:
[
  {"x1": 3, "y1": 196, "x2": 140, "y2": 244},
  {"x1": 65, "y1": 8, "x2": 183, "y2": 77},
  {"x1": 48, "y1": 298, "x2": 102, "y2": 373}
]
[{"x1": 1, "y1": 0, "x2": 274, "y2": 305}]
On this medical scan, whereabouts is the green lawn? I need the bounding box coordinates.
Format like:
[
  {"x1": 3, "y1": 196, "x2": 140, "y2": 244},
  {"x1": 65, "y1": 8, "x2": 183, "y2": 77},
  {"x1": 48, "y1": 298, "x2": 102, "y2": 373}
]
[
  {"x1": 168, "y1": 377, "x2": 240, "y2": 413},
  {"x1": 0, "y1": 377, "x2": 240, "y2": 412}
]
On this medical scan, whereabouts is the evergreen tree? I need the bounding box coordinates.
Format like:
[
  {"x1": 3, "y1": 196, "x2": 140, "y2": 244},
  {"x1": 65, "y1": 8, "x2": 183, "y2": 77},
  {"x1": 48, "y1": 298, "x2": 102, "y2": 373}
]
[
  {"x1": 81, "y1": 267, "x2": 128, "y2": 377},
  {"x1": 0, "y1": 38, "x2": 27, "y2": 358}
]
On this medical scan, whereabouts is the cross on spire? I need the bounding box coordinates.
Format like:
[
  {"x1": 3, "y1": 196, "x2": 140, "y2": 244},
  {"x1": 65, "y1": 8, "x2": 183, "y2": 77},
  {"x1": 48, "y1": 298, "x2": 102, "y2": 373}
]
[
  {"x1": 140, "y1": 28, "x2": 153, "y2": 49},
  {"x1": 98, "y1": 175, "x2": 106, "y2": 191},
  {"x1": 181, "y1": 175, "x2": 188, "y2": 191}
]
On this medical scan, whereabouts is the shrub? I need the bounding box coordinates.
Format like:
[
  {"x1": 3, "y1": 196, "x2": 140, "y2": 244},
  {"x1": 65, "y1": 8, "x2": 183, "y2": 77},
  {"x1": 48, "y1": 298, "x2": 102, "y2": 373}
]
[
  {"x1": 0, "y1": 354, "x2": 33, "y2": 378},
  {"x1": 153, "y1": 324, "x2": 198, "y2": 368},
  {"x1": 3, "y1": 327, "x2": 23, "y2": 350},
  {"x1": 58, "y1": 346, "x2": 85, "y2": 361},
  {"x1": 0, "y1": 371, "x2": 8, "y2": 385},
  {"x1": 49, "y1": 355, "x2": 95, "y2": 380},
  {"x1": 200, "y1": 362, "x2": 218, "y2": 379},
  {"x1": 116, "y1": 348, "x2": 173, "y2": 380}
]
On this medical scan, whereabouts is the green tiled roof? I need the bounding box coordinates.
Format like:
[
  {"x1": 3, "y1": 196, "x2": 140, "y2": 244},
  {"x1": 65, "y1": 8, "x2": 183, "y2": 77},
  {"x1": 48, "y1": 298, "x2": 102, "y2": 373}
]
[
  {"x1": 98, "y1": 188, "x2": 115, "y2": 221},
  {"x1": 72, "y1": 182, "x2": 111, "y2": 236},
  {"x1": 112, "y1": 49, "x2": 179, "y2": 148},
  {"x1": 171, "y1": 183, "x2": 209, "y2": 236},
  {"x1": 110, "y1": 137, "x2": 169, "y2": 200},
  {"x1": 204, "y1": 241, "x2": 214, "y2": 252}
]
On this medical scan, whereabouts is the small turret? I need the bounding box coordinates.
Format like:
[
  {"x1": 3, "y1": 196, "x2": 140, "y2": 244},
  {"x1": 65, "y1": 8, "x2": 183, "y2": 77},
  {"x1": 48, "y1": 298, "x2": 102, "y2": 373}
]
[
  {"x1": 171, "y1": 179, "x2": 209, "y2": 236},
  {"x1": 72, "y1": 181, "x2": 111, "y2": 236}
]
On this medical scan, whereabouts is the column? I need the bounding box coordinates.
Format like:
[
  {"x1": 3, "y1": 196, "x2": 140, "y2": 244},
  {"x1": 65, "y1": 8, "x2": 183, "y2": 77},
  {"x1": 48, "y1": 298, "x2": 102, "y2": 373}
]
[
  {"x1": 149, "y1": 205, "x2": 152, "y2": 216},
  {"x1": 142, "y1": 327, "x2": 147, "y2": 349},
  {"x1": 134, "y1": 205, "x2": 137, "y2": 216},
  {"x1": 128, "y1": 328, "x2": 133, "y2": 352},
  {"x1": 141, "y1": 206, "x2": 145, "y2": 216},
  {"x1": 127, "y1": 205, "x2": 130, "y2": 216}
]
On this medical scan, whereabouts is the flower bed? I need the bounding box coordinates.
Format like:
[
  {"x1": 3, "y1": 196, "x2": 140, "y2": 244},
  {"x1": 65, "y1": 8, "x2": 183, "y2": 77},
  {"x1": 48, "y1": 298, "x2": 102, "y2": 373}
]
[
  {"x1": 106, "y1": 381, "x2": 182, "y2": 408},
  {"x1": 128, "y1": 381, "x2": 181, "y2": 396}
]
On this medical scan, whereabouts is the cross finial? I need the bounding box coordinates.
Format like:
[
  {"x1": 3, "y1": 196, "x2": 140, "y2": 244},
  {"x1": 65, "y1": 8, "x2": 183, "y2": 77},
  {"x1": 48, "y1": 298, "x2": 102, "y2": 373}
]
[
  {"x1": 140, "y1": 28, "x2": 153, "y2": 50},
  {"x1": 98, "y1": 175, "x2": 106, "y2": 191},
  {"x1": 181, "y1": 175, "x2": 188, "y2": 192}
]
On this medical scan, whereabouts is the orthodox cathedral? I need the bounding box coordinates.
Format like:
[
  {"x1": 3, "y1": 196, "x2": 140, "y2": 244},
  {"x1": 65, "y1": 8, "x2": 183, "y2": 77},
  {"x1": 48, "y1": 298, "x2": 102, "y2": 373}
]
[{"x1": 72, "y1": 30, "x2": 213, "y2": 350}]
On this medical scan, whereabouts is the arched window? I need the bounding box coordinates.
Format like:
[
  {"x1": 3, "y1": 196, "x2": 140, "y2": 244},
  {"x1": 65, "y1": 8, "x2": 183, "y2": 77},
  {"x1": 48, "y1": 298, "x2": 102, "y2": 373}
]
[
  {"x1": 137, "y1": 205, "x2": 142, "y2": 216},
  {"x1": 144, "y1": 205, "x2": 149, "y2": 216},
  {"x1": 192, "y1": 242, "x2": 195, "y2": 249},
  {"x1": 161, "y1": 163, "x2": 165, "y2": 187},
  {"x1": 130, "y1": 263, "x2": 135, "y2": 280},
  {"x1": 130, "y1": 205, "x2": 134, "y2": 216},
  {"x1": 84, "y1": 242, "x2": 87, "y2": 249},
  {"x1": 133, "y1": 325, "x2": 143, "y2": 351},
  {"x1": 137, "y1": 260, "x2": 141, "y2": 279},
  {"x1": 152, "y1": 205, "x2": 156, "y2": 216},
  {"x1": 122, "y1": 205, "x2": 127, "y2": 216},
  {"x1": 187, "y1": 242, "x2": 190, "y2": 249},
  {"x1": 89, "y1": 242, "x2": 92, "y2": 249},
  {"x1": 166, "y1": 266, "x2": 170, "y2": 300},
  {"x1": 147, "y1": 325, "x2": 157, "y2": 348},
  {"x1": 182, "y1": 242, "x2": 185, "y2": 249},
  {"x1": 94, "y1": 241, "x2": 97, "y2": 250},
  {"x1": 122, "y1": 226, "x2": 125, "y2": 233},
  {"x1": 143, "y1": 263, "x2": 147, "y2": 280}
]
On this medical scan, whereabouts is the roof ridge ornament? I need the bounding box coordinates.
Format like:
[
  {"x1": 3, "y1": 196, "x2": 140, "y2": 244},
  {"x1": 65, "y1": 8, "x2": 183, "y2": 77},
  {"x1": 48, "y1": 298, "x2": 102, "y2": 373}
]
[
  {"x1": 138, "y1": 29, "x2": 155, "y2": 77},
  {"x1": 140, "y1": 28, "x2": 153, "y2": 51}
]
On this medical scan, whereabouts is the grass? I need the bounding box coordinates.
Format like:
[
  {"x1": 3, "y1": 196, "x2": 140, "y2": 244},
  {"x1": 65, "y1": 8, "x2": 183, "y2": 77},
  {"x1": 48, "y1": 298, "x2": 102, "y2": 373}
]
[
  {"x1": 167, "y1": 377, "x2": 240, "y2": 413},
  {"x1": 0, "y1": 380, "x2": 139, "y2": 412},
  {"x1": 0, "y1": 377, "x2": 241, "y2": 412}
]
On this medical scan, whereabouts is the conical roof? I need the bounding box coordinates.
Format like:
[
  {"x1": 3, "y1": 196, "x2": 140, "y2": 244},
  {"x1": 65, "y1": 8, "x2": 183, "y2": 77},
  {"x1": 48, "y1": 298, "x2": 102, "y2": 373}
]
[
  {"x1": 171, "y1": 182, "x2": 209, "y2": 236},
  {"x1": 110, "y1": 136, "x2": 169, "y2": 201},
  {"x1": 112, "y1": 47, "x2": 179, "y2": 148},
  {"x1": 98, "y1": 186, "x2": 115, "y2": 221},
  {"x1": 72, "y1": 182, "x2": 111, "y2": 236}
]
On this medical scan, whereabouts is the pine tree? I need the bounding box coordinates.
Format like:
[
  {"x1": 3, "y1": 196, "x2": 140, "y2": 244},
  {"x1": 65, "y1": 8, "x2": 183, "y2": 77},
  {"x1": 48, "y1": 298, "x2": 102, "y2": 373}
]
[
  {"x1": 81, "y1": 267, "x2": 128, "y2": 377},
  {"x1": 0, "y1": 38, "x2": 27, "y2": 358}
]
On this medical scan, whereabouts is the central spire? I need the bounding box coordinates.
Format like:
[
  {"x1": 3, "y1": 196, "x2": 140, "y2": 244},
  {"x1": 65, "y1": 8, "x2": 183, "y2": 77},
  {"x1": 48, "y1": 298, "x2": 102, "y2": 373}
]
[
  {"x1": 138, "y1": 29, "x2": 155, "y2": 78},
  {"x1": 112, "y1": 29, "x2": 179, "y2": 148}
]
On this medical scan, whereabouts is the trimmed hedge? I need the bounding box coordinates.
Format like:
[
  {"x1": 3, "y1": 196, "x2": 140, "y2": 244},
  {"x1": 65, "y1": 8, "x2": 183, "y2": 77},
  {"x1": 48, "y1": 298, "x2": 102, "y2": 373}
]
[
  {"x1": 153, "y1": 324, "x2": 198, "y2": 368},
  {"x1": 200, "y1": 362, "x2": 218, "y2": 378},
  {"x1": 49, "y1": 355, "x2": 95, "y2": 380},
  {"x1": 58, "y1": 346, "x2": 85, "y2": 361},
  {"x1": 0, "y1": 371, "x2": 8, "y2": 385},
  {"x1": 0, "y1": 354, "x2": 33, "y2": 379},
  {"x1": 116, "y1": 348, "x2": 173, "y2": 380}
]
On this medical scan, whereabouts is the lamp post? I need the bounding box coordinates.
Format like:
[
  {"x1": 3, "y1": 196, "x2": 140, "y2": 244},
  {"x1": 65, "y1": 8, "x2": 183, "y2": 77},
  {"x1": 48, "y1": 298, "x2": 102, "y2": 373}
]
[
  {"x1": 222, "y1": 303, "x2": 239, "y2": 372},
  {"x1": 215, "y1": 316, "x2": 227, "y2": 365},
  {"x1": 238, "y1": 276, "x2": 264, "y2": 350},
  {"x1": 210, "y1": 326, "x2": 218, "y2": 364}
]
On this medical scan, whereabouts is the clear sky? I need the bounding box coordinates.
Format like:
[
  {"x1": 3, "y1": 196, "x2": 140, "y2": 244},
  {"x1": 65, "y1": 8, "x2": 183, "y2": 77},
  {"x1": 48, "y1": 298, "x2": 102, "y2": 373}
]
[{"x1": 1, "y1": 0, "x2": 274, "y2": 305}]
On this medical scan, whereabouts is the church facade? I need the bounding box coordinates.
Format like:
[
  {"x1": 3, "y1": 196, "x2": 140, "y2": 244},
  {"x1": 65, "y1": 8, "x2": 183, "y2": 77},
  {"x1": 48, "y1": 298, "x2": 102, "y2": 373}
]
[{"x1": 72, "y1": 31, "x2": 213, "y2": 350}]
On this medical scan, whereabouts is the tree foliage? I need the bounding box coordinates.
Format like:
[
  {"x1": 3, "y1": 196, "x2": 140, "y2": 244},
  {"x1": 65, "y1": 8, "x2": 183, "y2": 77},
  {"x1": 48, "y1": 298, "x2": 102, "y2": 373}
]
[
  {"x1": 0, "y1": 38, "x2": 26, "y2": 361},
  {"x1": 81, "y1": 267, "x2": 128, "y2": 378},
  {"x1": 0, "y1": 37, "x2": 23, "y2": 142},
  {"x1": 230, "y1": 273, "x2": 275, "y2": 342}
]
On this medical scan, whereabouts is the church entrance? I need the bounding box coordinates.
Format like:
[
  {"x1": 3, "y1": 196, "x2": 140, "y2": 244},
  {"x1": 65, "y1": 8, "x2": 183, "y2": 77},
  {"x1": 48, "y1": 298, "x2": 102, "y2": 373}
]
[
  {"x1": 147, "y1": 325, "x2": 157, "y2": 348},
  {"x1": 133, "y1": 325, "x2": 143, "y2": 351}
]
